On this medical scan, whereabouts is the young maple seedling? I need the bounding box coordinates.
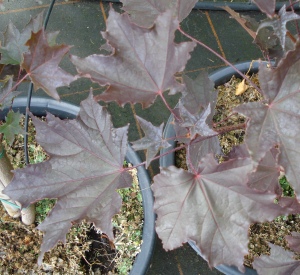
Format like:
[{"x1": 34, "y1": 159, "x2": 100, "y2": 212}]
[{"x1": 1, "y1": 0, "x2": 300, "y2": 274}]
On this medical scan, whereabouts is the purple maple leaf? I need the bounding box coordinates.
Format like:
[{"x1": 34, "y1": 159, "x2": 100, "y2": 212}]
[
  {"x1": 181, "y1": 72, "x2": 217, "y2": 116},
  {"x1": 178, "y1": 101, "x2": 217, "y2": 139},
  {"x1": 22, "y1": 29, "x2": 76, "y2": 100},
  {"x1": 235, "y1": 43, "x2": 300, "y2": 200},
  {"x1": 4, "y1": 93, "x2": 132, "y2": 264},
  {"x1": 0, "y1": 75, "x2": 21, "y2": 110},
  {"x1": 131, "y1": 116, "x2": 171, "y2": 167},
  {"x1": 70, "y1": 7, "x2": 196, "y2": 108},
  {"x1": 228, "y1": 145, "x2": 281, "y2": 194},
  {"x1": 152, "y1": 154, "x2": 293, "y2": 271}
]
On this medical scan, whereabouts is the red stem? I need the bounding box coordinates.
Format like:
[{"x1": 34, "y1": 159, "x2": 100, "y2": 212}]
[
  {"x1": 125, "y1": 121, "x2": 245, "y2": 171},
  {"x1": 214, "y1": 122, "x2": 246, "y2": 134},
  {"x1": 212, "y1": 112, "x2": 239, "y2": 127},
  {"x1": 158, "y1": 90, "x2": 180, "y2": 121}
]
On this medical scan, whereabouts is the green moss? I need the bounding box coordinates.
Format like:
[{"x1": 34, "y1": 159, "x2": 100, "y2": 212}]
[
  {"x1": 35, "y1": 199, "x2": 57, "y2": 224},
  {"x1": 279, "y1": 176, "x2": 294, "y2": 197}
]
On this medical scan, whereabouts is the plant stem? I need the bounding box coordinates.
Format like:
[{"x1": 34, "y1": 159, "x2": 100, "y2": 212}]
[
  {"x1": 212, "y1": 112, "x2": 239, "y2": 127},
  {"x1": 128, "y1": 120, "x2": 245, "y2": 170},
  {"x1": 158, "y1": 91, "x2": 180, "y2": 121},
  {"x1": 178, "y1": 26, "x2": 262, "y2": 94},
  {"x1": 214, "y1": 122, "x2": 246, "y2": 134}
]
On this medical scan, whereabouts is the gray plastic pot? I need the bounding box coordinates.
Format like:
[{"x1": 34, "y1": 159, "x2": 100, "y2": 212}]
[
  {"x1": 160, "y1": 62, "x2": 262, "y2": 275},
  {"x1": 0, "y1": 97, "x2": 155, "y2": 275}
]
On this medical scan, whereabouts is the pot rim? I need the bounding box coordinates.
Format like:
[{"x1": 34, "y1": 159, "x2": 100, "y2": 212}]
[{"x1": 0, "y1": 96, "x2": 156, "y2": 275}]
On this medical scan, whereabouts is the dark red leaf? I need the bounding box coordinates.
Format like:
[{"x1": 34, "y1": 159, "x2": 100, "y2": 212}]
[
  {"x1": 4, "y1": 93, "x2": 132, "y2": 264},
  {"x1": 152, "y1": 154, "x2": 292, "y2": 271},
  {"x1": 181, "y1": 72, "x2": 217, "y2": 118},
  {"x1": 70, "y1": 7, "x2": 196, "y2": 108},
  {"x1": 228, "y1": 145, "x2": 281, "y2": 194},
  {"x1": 167, "y1": 72, "x2": 221, "y2": 169},
  {"x1": 186, "y1": 136, "x2": 222, "y2": 172},
  {"x1": 248, "y1": 147, "x2": 281, "y2": 194},
  {"x1": 22, "y1": 29, "x2": 76, "y2": 100},
  {"x1": 172, "y1": 72, "x2": 217, "y2": 142},
  {"x1": 177, "y1": 101, "x2": 216, "y2": 139},
  {"x1": 131, "y1": 116, "x2": 171, "y2": 167},
  {"x1": 235, "y1": 43, "x2": 300, "y2": 200}
]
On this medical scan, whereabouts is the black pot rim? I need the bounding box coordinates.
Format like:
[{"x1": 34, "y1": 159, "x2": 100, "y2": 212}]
[
  {"x1": 1, "y1": 97, "x2": 155, "y2": 275},
  {"x1": 160, "y1": 61, "x2": 262, "y2": 275}
]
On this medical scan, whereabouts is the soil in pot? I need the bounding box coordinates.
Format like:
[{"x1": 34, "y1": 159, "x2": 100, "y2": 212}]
[
  {"x1": 175, "y1": 72, "x2": 300, "y2": 269},
  {"x1": 0, "y1": 117, "x2": 143, "y2": 274}
]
